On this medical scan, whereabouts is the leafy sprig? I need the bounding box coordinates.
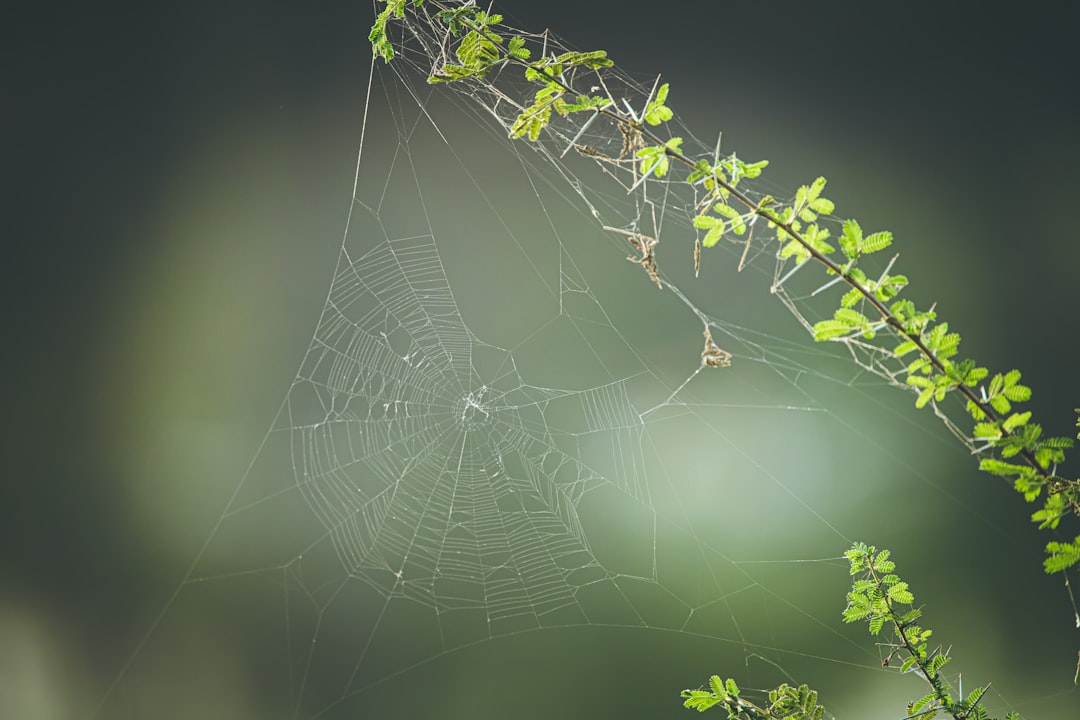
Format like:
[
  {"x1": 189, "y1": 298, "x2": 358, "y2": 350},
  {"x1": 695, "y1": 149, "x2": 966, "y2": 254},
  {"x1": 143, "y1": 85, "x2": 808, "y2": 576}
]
[
  {"x1": 843, "y1": 543, "x2": 1020, "y2": 720},
  {"x1": 685, "y1": 543, "x2": 1022, "y2": 719},
  {"x1": 681, "y1": 675, "x2": 825, "y2": 720},
  {"x1": 636, "y1": 137, "x2": 683, "y2": 180},
  {"x1": 428, "y1": 6, "x2": 508, "y2": 82},
  {"x1": 510, "y1": 52, "x2": 613, "y2": 140},
  {"x1": 642, "y1": 81, "x2": 673, "y2": 126},
  {"x1": 370, "y1": 0, "x2": 417, "y2": 63}
]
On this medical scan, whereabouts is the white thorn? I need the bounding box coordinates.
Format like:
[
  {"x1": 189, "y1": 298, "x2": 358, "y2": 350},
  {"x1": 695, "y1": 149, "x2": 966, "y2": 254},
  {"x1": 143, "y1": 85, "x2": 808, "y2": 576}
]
[
  {"x1": 771, "y1": 260, "x2": 806, "y2": 292},
  {"x1": 561, "y1": 111, "x2": 600, "y2": 158}
]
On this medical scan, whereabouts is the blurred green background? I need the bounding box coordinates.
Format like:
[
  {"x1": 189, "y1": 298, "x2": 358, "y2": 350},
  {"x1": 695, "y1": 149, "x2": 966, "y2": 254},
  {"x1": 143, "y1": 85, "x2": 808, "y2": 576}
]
[{"x1": 7, "y1": 2, "x2": 1080, "y2": 718}]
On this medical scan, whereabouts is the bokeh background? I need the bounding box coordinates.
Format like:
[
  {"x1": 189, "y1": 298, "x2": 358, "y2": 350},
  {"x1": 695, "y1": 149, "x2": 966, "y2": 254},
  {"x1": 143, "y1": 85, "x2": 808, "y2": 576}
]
[{"x1": 7, "y1": 2, "x2": 1080, "y2": 719}]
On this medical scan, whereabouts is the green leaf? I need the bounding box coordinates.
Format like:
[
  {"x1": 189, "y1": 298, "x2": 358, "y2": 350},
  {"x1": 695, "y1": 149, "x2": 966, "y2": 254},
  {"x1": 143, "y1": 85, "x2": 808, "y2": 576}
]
[
  {"x1": 1044, "y1": 536, "x2": 1080, "y2": 573},
  {"x1": 860, "y1": 230, "x2": 893, "y2": 254},
  {"x1": 686, "y1": 159, "x2": 711, "y2": 184},
  {"x1": 887, "y1": 581, "x2": 914, "y2": 604},
  {"x1": 507, "y1": 35, "x2": 530, "y2": 60},
  {"x1": 834, "y1": 308, "x2": 868, "y2": 325},
  {"x1": 906, "y1": 356, "x2": 932, "y2": 375},
  {"x1": 554, "y1": 49, "x2": 613, "y2": 69},
  {"x1": 814, "y1": 320, "x2": 850, "y2": 341},
  {"x1": 979, "y1": 458, "x2": 1028, "y2": 477},
  {"x1": 712, "y1": 203, "x2": 741, "y2": 220},
  {"x1": 1032, "y1": 492, "x2": 1066, "y2": 530},
  {"x1": 510, "y1": 83, "x2": 563, "y2": 140},
  {"x1": 369, "y1": 1, "x2": 407, "y2": 62},
  {"x1": 739, "y1": 159, "x2": 769, "y2": 179},
  {"x1": 636, "y1": 138, "x2": 682, "y2": 179},
  {"x1": 871, "y1": 549, "x2": 894, "y2": 573},
  {"x1": 1015, "y1": 475, "x2": 1044, "y2": 502},
  {"x1": 802, "y1": 223, "x2": 834, "y2": 255},
  {"x1": 644, "y1": 82, "x2": 673, "y2": 125},
  {"x1": 893, "y1": 340, "x2": 918, "y2": 357},
  {"x1": 962, "y1": 364, "x2": 989, "y2": 386},
  {"x1": 1003, "y1": 383, "x2": 1032, "y2": 402},
  {"x1": 839, "y1": 218, "x2": 862, "y2": 258},
  {"x1": 709, "y1": 204, "x2": 747, "y2": 235},
  {"x1": 989, "y1": 394, "x2": 1012, "y2": 415},
  {"x1": 927, "y1": 652, "x2": 950, "y2": 676},
  {"x1": 779, "y1": 238, "x2": 810, "y2": 264},
  {"x1": 875, "y1": 273, "x2": 908, "y2": 301},
  {"x1": 840, "y1": 287, "x2": 862, "y2": 308},
  {"x1": 807, "y1": 176, "x2": 827, "y2": 202},
  {"x1": 560, "y1": 94, "x2": 611, "y2": 113},
  {"x1": 693, "y1": 214, "x2": 726, "y2": 247},
  {"x1": 1001, "y1": 411, "x2": 1032, "y2": 432}
]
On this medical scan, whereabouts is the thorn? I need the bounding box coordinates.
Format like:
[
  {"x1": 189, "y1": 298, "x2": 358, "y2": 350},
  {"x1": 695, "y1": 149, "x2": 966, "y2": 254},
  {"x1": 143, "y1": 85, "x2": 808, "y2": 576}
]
[
  {"x1": 628, "y1": 159, "x2": 659, "y2": 193},
  {"x1": 810, "y1": 274, "x2": 845, "y2": 297},
  {"x1": 874, "y1": 253, "x2": 900, "y2": 288},
  {"x1": 561, "y1": 110, "x2": 600, "y2": 158},
  {"x1": 771, "y1": 259, "x2": 806, "y2": 293}
]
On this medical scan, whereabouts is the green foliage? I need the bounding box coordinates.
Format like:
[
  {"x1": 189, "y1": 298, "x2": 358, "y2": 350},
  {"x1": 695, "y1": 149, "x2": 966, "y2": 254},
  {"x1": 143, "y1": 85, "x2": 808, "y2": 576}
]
[
  {"x1": 509, "y1": 52, "x2": 612, "y2": 140},
  {"x1": 644, "y1": 82, "x2": 673, "y2": 125},
  {"x1": 370, "y1": 0, "x2": 419, "y2": 63},
  {"x1": 681, "y1": 676, "x2": 741, "y2": 714},
  {"x1": 510, "y1": 81, "x2": 563, "y2": 140},
  {"x1": 367, "y1": 3, "x2": 1078, "y2": 715},
  {"x1": 841, "y1": 543, "x2": 1015, "y2": 720},
  {"x1": 429, "y1": 7, "x2": 506, "y2": 82},
  {"x1": 688, "y1": 155, "x2": 768, "y2": 248},
  {"x1": 687, "y1": 542, "x2": 1017, "y2": 719},
  {"x1": 762, "y1": 684, "x2": 825, "y2": 720},
  {"x1": 506, "y1": 35, "x2": 529, "y2": 61},
  {"x1": 837, "y1": 218, "x2": 891, "y2": 260},
  {"x1": 435, "y1": 2, "x2": 489, "y2": 35},
  {"x1": 1032, "y1": 491, "x2": 1067, "y2": 530},
  {"x1": 761, "y1": 178, "x2": 836, "y2": 265},
  {"x1": 692, "y1": 211, "x2": 726, "y2": 248},
  {"x1": 682, "y1": 676, "x2": 824, "y2": 720},
  {"x1": 688, "y1": 156, "x2": 768, "y2": 195},
  {"x1": 889, "y1": 298, "x2": 937, "y2": 336},
  {"x1": 636, "y1": 137, "x2": 683, "y2": 179},
  {"x1": 793, "y1": 176, "x2": 834, "y2": 222},
  {"x1": 813, "y1": 307, "x2": 877, "y2": 342},
  {"x1": 1044, "y1": 535, "x2": 1080, "y2": 573}
]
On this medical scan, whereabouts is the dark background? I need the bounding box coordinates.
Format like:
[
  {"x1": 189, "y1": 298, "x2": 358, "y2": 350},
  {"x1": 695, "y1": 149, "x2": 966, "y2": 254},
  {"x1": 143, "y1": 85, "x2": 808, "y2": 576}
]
[{"x1": 7, "y1": 2, "x2": 1080, "y2": 718}]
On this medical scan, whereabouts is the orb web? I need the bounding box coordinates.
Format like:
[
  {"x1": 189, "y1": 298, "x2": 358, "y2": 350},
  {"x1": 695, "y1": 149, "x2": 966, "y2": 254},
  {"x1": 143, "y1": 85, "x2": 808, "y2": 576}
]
[
  {"x1": 255, "y1": 43, "x2": 878, "y2": 710},
  {"x1": 291, "y1": 229, "x2": 656, "y2": 625}
]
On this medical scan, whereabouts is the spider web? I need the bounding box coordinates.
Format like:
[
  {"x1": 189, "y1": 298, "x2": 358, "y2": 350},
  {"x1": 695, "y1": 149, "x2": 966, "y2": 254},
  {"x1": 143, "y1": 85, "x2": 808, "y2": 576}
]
[
  {"x1": 273, "y1": 116, "x2": 863, "y2": 717},
  {"x1": 89, "y1": 4, "x2": 1071, "y2": 720},
  {"x1": 270, "y1": 79, "x2": 865, "y2": 710}
]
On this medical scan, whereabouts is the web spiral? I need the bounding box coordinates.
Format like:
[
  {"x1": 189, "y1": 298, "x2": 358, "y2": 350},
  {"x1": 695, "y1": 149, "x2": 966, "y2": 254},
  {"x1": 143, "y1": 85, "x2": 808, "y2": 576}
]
[{"x1": 290, "y1": 231, "x2": 654, "y2": 629}]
